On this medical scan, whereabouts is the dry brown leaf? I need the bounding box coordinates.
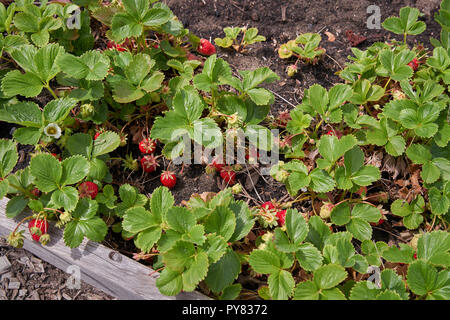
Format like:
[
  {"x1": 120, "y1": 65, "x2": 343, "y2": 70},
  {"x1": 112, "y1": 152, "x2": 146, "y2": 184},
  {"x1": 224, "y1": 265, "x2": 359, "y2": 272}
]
[
  {"x1": 398, "y1": 187, "x2": 410, "y2": 200},
  {"x1": 245, "y1": 170, "x2": 260, "y2": 190},
  {"x1": 410, "y1": 169, "x2": 423, "y2": 195},
  {"x1": 382, "y1": 154, "x2": 406, "y2": 179},
  {"x1": 367, "y1": 150, "x2": 383, "y2": 168},
  {"x1": 325, "y1": 31, "x2": 336, "y2": 42}
]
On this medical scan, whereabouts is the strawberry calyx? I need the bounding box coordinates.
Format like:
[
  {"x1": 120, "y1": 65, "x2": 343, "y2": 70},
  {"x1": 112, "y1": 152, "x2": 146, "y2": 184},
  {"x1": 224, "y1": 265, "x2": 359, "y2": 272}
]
[
  {"x1": 28, "y1": 218, "x2": 48, "y2": 242},
  {"x1": 141, "y1": 155, "x2": 159, "y2": 173},
  {"x1": 78, "y1": 181, "x2": 99, "y2": 199},
  {"x1": 139, "y1": 138, "x2": 157, "y2": 154},
  {"x1": 220, "y1": 166, "x2": 236, "y2": 185},
  {"x1": 160, "y1": 170, "x2": 176, "y2": 189}
]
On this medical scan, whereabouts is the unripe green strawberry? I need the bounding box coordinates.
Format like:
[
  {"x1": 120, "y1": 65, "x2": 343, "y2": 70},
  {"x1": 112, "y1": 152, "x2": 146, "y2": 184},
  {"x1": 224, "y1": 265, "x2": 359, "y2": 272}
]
[
  {"x1": 59, "y1": 211, "x2": 72, "y2": 224},
  {"x1": 274, "y1": 168, "x2": 289, "y2": 182},
  {"x1": 80, "y1": 103, "x2": 95, "y2": 118},
  {"x1": 320, "y1": 202, "x2": 334, "y2": 219},
  {"x1": 410, "y1": 233, "x2": 421, "y2": 251},
  {"x1": 286, "y1": 64, "x2": 297, "y2": 77},
  {"x1": 39, "y1": 233, "x2": 51, "y2": 245},
  {"x1": 7, "y1": 231, "x2": 24, "y2": 248},
  {"x1": 231, "y1": 183, "x2": 243, "y2": 194},
  {"x1": 119, "y1": 133, "x2": 128, "y2": 147},
  {"x1": 123, "y1": 154, "x2": 138, "y2": 171}
]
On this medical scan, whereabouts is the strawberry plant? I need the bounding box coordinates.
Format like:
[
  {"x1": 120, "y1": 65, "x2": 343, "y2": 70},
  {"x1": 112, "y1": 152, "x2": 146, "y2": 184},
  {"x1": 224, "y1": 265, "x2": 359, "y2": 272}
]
[
  {"x1": 214, "y1": 27, "x2": 266, "y2": 52},
  {"x1": 0, "y1": 0, "x2": 448, "y2": 301},
  {"x1": 278, "y1": 33, "x2": 326, "y2": 73}
]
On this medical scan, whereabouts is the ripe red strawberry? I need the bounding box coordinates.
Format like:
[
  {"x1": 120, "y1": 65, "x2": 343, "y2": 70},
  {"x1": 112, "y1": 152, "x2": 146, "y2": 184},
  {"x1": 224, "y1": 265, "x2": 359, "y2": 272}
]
[
  {"x1": 276, "y1": 209, "x2": 287, "y2": 226},
  {"x1": 370, "y1": 218, "x2": 385, "y2": 226},
  {"x1": 78, "y1": 181, "x2": 98, "y2": 199},
  {"x1": 30, "y1": 188, "x2": 41, "y2": 198},
  {"x1": 413, "y1": 252, "x2": 417, "y2": 259},
  {"x1": 141, "y1": 155, "x2": 159, "y2": 173},
  {"x1": 220, "y1": 167, "x2": 236, "y2": 185},
  {"x1": 107, "y1": 41, "x2": 127, "y2": 52},
  {"x1": 94, "y1": 132, "x2": 101, "y2": 140},
  {"x1": 198, "y1": 38, "x2": 216, "y2": 55},
  {"x1": 408, "y1": 58, "x2": 419, "y2": 71},
  {"x1": 356, "y1": 186, "x2": 367, "y2": 197},
  {"x1": 160, "y1": 170, "x2": 176, "y2": 189},
  {"x1": 325, "y1": 129, "x2": 343, "y2": 139},
  {"x1": 51, "y1": 153, "x2": 62, "y2": 161},
  {"x1": 261, "y1": 201, "x2": 275, "y2": 211},
  {"x1": 28, "y1": 218, "x2": 48, "y2": 242},
  {"x1": 211, "y1": 156, "x2": 224, "y2": 171},
  {"x1": 139, "y1": 138, "x2": 157, "y2": 154}
]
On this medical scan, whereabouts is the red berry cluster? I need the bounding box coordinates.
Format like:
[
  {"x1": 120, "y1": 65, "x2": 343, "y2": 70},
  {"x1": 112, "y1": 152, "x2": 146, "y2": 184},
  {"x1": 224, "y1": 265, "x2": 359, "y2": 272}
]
[
  {"x1": 138, "y1": 138, "x2": 176, "y2": 188},
  {"x1": 138, "y1": 138, "x2": 159, "y2": 173},
  {"x1": 107, "y1": 40, "x2": 127, "y2": 52},
  {"x1": 261, "y1": 201, "x2": 287, "y2": 227},
  {"x1": 208, "y1": 157, "x2": 237, "y2": 185}
]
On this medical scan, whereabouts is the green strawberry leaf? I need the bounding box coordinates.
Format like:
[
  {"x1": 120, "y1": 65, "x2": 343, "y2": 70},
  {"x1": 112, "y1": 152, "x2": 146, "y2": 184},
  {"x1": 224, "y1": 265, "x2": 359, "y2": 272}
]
[
  {"x1": 268, "y1": 269, "x2": 295, "y2": 300},
  {"x1": 204, "y1": 248, "x2": 241, "y2": 293},
  {"x1": 63, "y1": 198, "x2": 107, "y2": 248},
  {"x1": 60, "y1": 155, "x2": 90, "y2": 186},
  {"x1": 92, "y1": 131, "x2": 121, "y2": 158},
  {"x1": 407, "y1": 260, "x2": 450, "y2": 300},
  {"x1": 296, "y1": 243, "x2": 323, "y2": 271},
  {"x1": 204, "y1": 205, "x2": 236, "y2": 242},
  {"x1": 313, "y1": 264, "x2": 348, "y2": 290},
  {"x1": 51, "y1": 186, "x2": 79, "y2": 212},
  {"x1": 5, "y1": 195, "x2": 29, "y2": 218},
  {"x1": 57, "y1": 50, "x2": 110, "y2": 81},
  {"x1": 382, "y1": 6, "x2": 426, "y2": 36},
  {"x1": 248, "y1": 249, "x2": 281, "y2": 274},
  {"x1": 417, "y1": 231, "x2": 450, "y2": 267},
  {"x1": 293, "y1": 280, "x2": 320, "y2": 300},
  {"x1": 156, "y1": 268, "x2": 182, "y2": 296},
  {"x1": 0, "y1": 139, "x2": 18, "y2": 178},
  {"x1": 30, "y1": 153, "x2": 62, "y2": 192}
]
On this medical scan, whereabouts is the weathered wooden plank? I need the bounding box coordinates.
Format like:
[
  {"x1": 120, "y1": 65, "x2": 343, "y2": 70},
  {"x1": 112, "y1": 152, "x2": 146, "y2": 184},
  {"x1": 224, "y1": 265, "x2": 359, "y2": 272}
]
[{"x1": 0, "y1": 197, "x2": 209, "y2": 300}]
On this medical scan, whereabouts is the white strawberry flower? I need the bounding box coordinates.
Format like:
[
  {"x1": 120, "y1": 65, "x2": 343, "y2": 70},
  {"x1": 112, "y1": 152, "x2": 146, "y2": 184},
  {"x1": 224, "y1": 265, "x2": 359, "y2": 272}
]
[{"x1": 44, "y1": 123, "x2": 62, "y2": 139}]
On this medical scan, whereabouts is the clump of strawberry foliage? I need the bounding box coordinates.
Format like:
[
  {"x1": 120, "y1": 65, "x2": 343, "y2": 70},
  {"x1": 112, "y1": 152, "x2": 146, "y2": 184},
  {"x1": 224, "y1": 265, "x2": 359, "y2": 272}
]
[{"x1": 0, "y1": 0, "x2": 448, "y2": 300}]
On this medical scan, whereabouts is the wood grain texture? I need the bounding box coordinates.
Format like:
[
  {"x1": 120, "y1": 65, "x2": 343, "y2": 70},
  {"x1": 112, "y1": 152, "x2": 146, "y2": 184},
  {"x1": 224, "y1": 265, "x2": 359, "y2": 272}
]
[{"x1": 0, "y1": 197, "x2": 209, "y2": 300}]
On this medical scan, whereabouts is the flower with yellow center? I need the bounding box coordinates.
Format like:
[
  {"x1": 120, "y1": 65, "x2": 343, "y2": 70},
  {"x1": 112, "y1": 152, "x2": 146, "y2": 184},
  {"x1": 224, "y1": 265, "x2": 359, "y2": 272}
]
[{"x1": 44, "y1": 123, "x2": 62, "y2": 139}]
